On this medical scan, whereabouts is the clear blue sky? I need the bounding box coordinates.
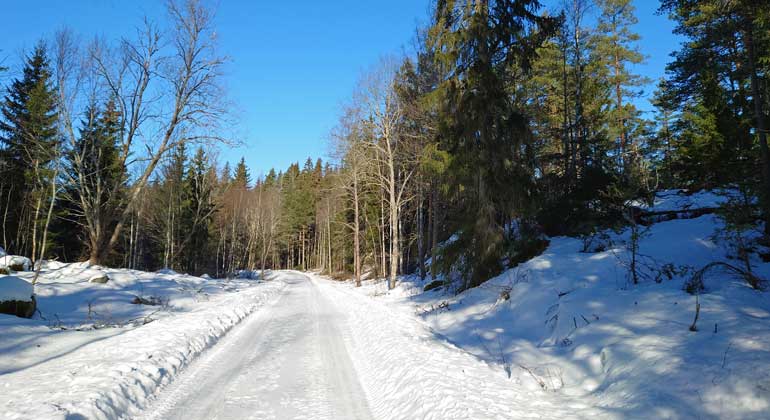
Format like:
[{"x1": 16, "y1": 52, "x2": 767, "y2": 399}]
[{"x1": 0, "y1": 0, "x2": 680, "y2": 178}]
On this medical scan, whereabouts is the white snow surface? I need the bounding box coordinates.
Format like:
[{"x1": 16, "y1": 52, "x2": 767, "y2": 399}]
[
  {"x1": 629, "y1": 188, "x2": 740, "y2": 212},
  {"x1": 3, "y1": 190, "x2": 770, "y2": 420},
  {"x1": 140, "y1": 272, "x2": 372, "y2": 420},
  {"x1": 0, "y1": 276, "x2": 33, "y2": 301},
  {"x1": 0, "y1": 264, "x2": 285, "y2": 419},
  {"x1": 350, "y1": 190, "x2": 770, "y2": 419},
  {"x1": 0, "y1": 255, "x2": 31, "y2": 271},
  {"x1": 140, "y1": 271, "x2": 598, "y2": 420},
  {"x1": 317, "y1": 273, "x2": 602, "y2": 419}
]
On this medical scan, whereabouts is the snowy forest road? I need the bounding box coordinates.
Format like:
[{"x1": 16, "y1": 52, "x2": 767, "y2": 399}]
[{"x1": 139, "y1": 271, "x2": 373, "y2": 420}]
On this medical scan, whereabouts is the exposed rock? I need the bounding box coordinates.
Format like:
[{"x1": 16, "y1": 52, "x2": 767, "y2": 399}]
[
  {"x1": 0, "y1": 276, "x2": 35, "y2": 318},
  {"x1": 0, "y1": 256, "x2": 31, "y2": 272},
  {"x1": 89, "y1": 274, "x2": 110, "y2": 284},
  {"x1": 131, "y1": 295, "x2": 168, "y2": 306},
  {"x1": 424, "y1": 280, "x2": 445, "y2": 292}
]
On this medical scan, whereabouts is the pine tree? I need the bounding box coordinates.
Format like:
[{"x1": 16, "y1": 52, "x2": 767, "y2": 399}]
[
  {"x1": 660, "y1": 0, "x2": 770, "y2": 232},
  {"x1": 594, "y1": 0, "x2": 647, "y2": 178},
  {"x1": 671, "y1": 102, "x2": 726, "y2": 188}
]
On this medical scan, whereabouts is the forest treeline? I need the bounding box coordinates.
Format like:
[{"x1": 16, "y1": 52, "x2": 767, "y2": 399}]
[{"x1": 1, "y1": 0, "x2": 769, "y2": 290}]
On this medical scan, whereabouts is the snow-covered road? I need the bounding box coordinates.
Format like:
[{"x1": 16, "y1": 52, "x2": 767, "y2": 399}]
[
  {"x1": 140, "y1": 271, "x2": 372, "y2": 420},
  {"x1": 137, "y1": 271, "x2": 597, "y2": 420}
]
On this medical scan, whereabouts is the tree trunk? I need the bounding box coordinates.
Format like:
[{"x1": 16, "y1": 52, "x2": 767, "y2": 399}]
[
  {"x1": 430, "y1": 185, "x2": 439, "y2": 279},
  {"x1": 353, "y1": 171, "x2": 362, "y2": 287},
  {"x1": 388, "y1": 160, "x2": 399, "y2": 290},
  {"x1": 380, "y1": 195, "x2": 387, "y2": 279},
  {"x1": 417, "y1": 184, "x2": 426, "y2": 281},
  {"x1": 746, "y1": 24, "x2": 770, "y2": 235}
]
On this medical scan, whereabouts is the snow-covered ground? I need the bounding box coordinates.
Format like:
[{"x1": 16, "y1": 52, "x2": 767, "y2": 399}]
[
  {"x1": 628, "y1": 188, "x2": 737, "y2": 212},
  {"x1": 0, "y1": 264, "x2": 285, "y2": 419},
  {"x1": 347, "y1": 190, "x2": 770, "y2": 419},
  {"x1": 140, "y1": 271, "x2": 602, "y2": 419},
  {"x1": 3, "y1": 189, "x2": 769, "y2": 419},
  {"x1": 140, "y1": 272, "x2": 372, "y2": 420},
  {"x1": 316, "y1": 273, "x2": 604, "y2": 420},
  {"x1": 0, "y1": 276, "x2": 32, "y2": 302}
]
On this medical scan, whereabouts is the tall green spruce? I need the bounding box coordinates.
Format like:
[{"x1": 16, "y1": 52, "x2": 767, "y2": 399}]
[
  {"x1": 0, "y1": 43, "x2": 59, "y2": 256},
  {"x1": 155, "y1": 143, "x2": 188, "y2": 269},
  {"x1": 428, "y1": 0, "x2": 558, "y2": 290},
  {"x1": 179, "y1": 148, "x2": 216, "y2": 274},
  {"x1": 233, "y1": 157, "x2": 251, "y2": 189},
  {"x1": 63, "y1": 99, "x2": 127, "y2": 263}
]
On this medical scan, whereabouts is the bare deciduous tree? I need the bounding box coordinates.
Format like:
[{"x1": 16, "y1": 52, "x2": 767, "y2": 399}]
[{"x1": 57, "y1": 0, "x2": 228, "y2": 265}]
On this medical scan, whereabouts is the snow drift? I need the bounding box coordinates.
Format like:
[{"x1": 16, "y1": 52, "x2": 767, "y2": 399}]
[
  {"x1": 346, "y1": 189, "x2": 770, "y2": 419},
  {"x1": 0, "y1": 265, "x2": 285, "y2": 419}
]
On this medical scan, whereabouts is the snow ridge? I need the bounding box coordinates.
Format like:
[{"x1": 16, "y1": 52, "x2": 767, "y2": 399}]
[{"x1": 1, "y1": 278, "x2": 286, "y2": 419}]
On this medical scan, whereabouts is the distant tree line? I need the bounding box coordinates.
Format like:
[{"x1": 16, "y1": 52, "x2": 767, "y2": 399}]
[{"x1": 1, "y1": 0, "x2": 769, "y2": 289}]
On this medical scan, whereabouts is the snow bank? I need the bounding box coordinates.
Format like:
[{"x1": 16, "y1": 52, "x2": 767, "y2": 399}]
[
  {"x1": 0, "y1": 246, "x2": 6, "y2": 257},
  {"x1": 344, "y1": 189, "x2": 770, "y2": 419},
  {"x1": 0, "y1": 276, "x2": 33, "y2": 301},
  {"x1": 314, "y1": 274, "x2": 602, "y2": 419},
  {"x1": 629, "y1": 188, "x2": 741, "y2": 212},
  {"x1": 0, "y1": 267, "x2": 286, "y2": 419},
  {"x1": 0, "y1": 255, "x2": 31, "y2": 271}
]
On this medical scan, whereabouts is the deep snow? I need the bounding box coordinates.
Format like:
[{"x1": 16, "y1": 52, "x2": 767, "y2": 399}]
[
  {"x1": 315, "y1": 273, "x2": 604, "y2": 419},
  {"x1": 0, "y1": 255, "x2": 31, "y2": 271},
  {"x1": 0, "y1": 264, "x2": 285, "y2": 419},
  {"x1": 348, "y1": 190, "x2": 770, "y2": 419},
  {"x1": 0, "y1": 276, "x2": 32, "y2": 301},
  {"x1": 2, "y1": 189, "x2": 769, "y2": 420}
]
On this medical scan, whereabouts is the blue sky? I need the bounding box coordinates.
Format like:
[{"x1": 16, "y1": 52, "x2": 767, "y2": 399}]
[{"x1": 0, "y1": 0, "x2": 680, "y2": 178}]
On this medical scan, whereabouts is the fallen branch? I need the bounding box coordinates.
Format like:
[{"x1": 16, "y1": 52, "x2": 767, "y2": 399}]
[{"x1": 686, "y1": 261, "x2": 766, "y2": 293}]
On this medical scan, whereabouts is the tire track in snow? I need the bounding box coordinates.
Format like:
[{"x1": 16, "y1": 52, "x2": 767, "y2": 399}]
[{"x1": 137, "y1": 271, "x2": 372, "y2": 420}]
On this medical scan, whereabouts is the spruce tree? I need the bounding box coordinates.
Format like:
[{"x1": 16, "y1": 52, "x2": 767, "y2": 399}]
[
  {"x1": 429, "y1": 0, "x2": 558, "y2": 289},
  {"x1": 0, "y1": 42, "x2": 59, "y2": 255},
  {"x1": 156, "y1": 143, "x2": 187, "y2": 269},
  {"x1": 180, "y1": 147, "x2": 215, "y2": 274},
  {"x1": 63, "y1": 99, "x2": 127, "y2": 263},
  {"x1": 233, "y1": 157, "x2": 251, "y2": 189},
  {"x1": 220, "y1": 161, "x2": 232, "y2": 185}
]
